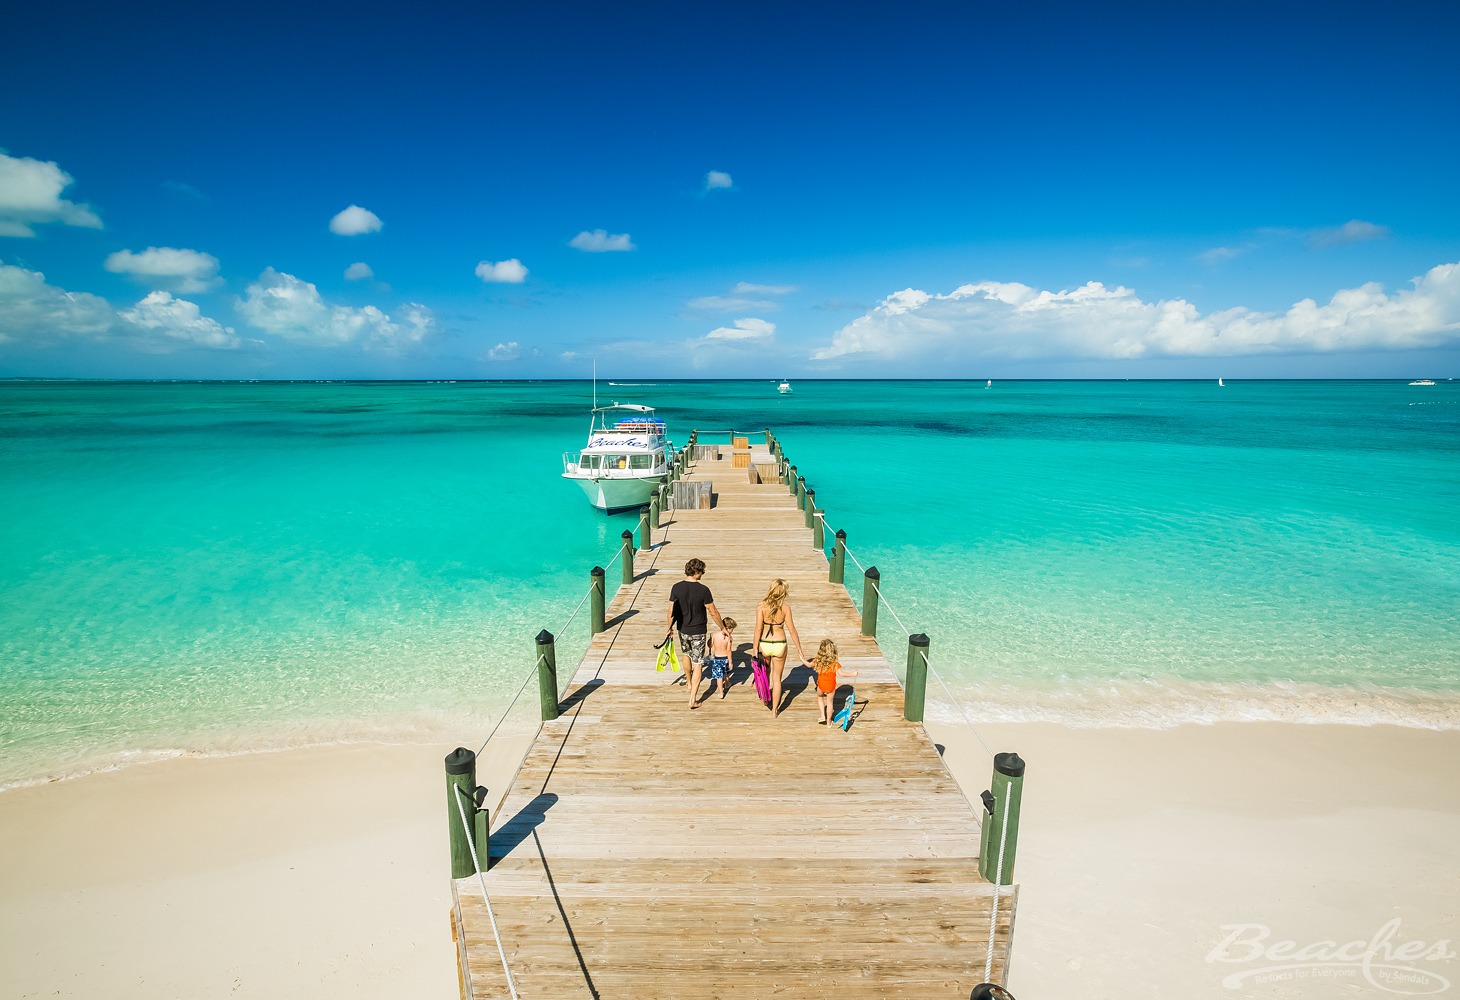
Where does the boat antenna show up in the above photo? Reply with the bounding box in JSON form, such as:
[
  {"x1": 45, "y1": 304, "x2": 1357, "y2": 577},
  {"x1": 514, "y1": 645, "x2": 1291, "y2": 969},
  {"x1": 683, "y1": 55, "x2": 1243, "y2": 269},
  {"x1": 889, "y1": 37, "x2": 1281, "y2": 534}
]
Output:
[{"x1": 592, "y1": 359, "x2": 597, "y2": 411}]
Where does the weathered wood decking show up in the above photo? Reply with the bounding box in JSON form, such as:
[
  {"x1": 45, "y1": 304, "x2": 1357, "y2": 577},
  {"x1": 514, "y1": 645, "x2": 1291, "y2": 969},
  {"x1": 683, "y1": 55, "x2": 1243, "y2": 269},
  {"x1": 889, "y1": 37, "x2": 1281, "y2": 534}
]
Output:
[{"x1": 453, "y1": 444, "x2": 1016, "y2": 998}]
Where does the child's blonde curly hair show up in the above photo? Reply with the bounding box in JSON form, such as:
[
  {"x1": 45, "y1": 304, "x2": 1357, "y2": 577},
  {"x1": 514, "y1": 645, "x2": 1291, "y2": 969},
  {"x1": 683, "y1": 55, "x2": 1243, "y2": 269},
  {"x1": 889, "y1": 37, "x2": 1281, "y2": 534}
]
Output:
[{"x1": 812, "y1": 639, "x2": 838, "y2": 673}]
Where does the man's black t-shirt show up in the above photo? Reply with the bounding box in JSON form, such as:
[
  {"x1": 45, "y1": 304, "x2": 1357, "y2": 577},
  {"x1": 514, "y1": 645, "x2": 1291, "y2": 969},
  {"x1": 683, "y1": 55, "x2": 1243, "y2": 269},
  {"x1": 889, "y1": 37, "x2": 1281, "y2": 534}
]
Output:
[{"x1": 669, "y1": 580, "x2": 714, "y2": 635}]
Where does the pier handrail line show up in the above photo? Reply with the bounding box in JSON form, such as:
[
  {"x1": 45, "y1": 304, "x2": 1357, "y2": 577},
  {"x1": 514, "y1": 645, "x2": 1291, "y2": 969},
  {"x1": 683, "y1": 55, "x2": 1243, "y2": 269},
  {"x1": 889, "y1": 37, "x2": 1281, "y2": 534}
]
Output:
[
  {"x1": 475, "y1": 653, "x2": 548, "y2": 758},
  {"x1": 554, "y1": 585, "x2": 595, "y2": 642},
  {"x1": 923, "y1": 647, "x2": 997, "y2": 760},
  {"x1": 822, "y1": 514, "x2": 998, "y2": 761},
  {"x1": 985, "y1": 783, "x2": 1012, "y2": 984},
  {"x1": 453, "y1": 783, "x2": 520, "y2": 1000}
]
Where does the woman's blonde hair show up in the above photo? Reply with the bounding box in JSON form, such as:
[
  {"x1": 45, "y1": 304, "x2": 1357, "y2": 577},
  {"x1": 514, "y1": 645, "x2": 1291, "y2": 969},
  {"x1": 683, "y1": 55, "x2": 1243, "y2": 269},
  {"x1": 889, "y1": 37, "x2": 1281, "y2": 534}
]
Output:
[
  {"x1": 812, "y1": 639, "x2": 838, "y2": 672},
  {"x1": 761, "y1": 578, "x2": 789, "y2": 618}
]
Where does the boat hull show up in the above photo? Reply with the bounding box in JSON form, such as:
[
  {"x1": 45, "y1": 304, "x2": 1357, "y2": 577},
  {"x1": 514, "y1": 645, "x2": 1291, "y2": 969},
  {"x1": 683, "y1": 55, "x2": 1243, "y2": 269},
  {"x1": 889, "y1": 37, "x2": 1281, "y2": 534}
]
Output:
[{"x1": 565, "y1": 473, "x2": 660, "y2": 513}]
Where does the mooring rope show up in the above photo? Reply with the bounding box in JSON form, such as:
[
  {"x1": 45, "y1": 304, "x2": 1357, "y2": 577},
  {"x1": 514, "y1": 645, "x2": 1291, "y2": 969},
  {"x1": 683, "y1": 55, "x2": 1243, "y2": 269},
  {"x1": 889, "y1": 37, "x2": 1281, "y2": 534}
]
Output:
[{"x1": 453, "y1": 784, "x2": 520, "y2": 1000}]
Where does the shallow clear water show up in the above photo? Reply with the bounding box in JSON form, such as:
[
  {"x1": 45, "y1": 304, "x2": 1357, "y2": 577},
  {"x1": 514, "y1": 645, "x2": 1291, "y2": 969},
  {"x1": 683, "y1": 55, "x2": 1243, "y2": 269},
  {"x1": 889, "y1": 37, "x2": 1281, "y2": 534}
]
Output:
[{"x1": 2, "y1": 379, "x2": 1457, "y2": 786}]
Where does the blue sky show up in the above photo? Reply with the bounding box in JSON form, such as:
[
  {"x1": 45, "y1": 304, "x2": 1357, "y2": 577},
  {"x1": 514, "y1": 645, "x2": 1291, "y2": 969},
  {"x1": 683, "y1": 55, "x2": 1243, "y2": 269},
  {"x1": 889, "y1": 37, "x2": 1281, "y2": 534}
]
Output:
[{"x1": 2, "y1": 0, "x2": 1458, "y2": 379}]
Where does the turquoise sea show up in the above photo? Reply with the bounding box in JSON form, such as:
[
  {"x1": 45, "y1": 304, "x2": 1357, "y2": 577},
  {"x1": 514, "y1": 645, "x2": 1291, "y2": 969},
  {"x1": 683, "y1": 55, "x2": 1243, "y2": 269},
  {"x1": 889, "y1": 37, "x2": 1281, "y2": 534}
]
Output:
[{"x1": 2, "y1": 379, "x2": 1458, "y2": 788}]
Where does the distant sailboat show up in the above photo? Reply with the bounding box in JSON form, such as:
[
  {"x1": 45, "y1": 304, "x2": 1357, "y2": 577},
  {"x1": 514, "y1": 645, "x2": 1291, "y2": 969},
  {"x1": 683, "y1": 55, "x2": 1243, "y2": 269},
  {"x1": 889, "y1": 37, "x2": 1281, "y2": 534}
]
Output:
[
  {"x1": 1218, "y1": 378, "x2": 1225, "y2": 387},
  {"x1": 986, "y1": 380, "x2": 992, "y2": 388}
]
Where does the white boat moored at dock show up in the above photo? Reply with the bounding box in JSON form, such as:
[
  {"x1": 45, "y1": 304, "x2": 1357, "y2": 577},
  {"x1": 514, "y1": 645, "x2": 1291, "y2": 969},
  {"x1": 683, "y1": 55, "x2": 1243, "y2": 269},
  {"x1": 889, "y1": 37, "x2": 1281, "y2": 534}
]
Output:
[{"x1": 562, "y1": 403, "x2": 672, "y2": 513}]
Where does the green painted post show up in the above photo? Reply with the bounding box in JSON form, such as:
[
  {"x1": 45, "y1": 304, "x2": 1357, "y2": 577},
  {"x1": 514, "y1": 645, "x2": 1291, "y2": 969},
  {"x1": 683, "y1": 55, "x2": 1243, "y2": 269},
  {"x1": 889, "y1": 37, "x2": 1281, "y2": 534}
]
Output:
[
  {"x1": 620, "y1": 529, "x2": 634, "y2": 586},
  {"x1": 471, "y1": 785, "x2": 490, "y2": 872},
  {"x1": 535, "y1": 629, "x2": 560, "y2": 721},
  {"x1": 978, "y1": 753, "x2": 1027, "y2": 886},
  {"x1": 796, "y1": 476, "x2": 807, "y2": 510},
  {"x1": 812, "y1": 507, "x2": 824, "y2": 550},
  {"x1": 904, "y1": 633, "x2": 929, "y2": 722},
  {"x1": 830, "y1": 529, "x2": 847, "y2": 584},
  {"x1": 804, "y1": 488, "x2": 816, "y2": 528},
  {"x1": 787, "y1": 465, "x2": 798, "y2": 496},
  {"x1": 861, "y1": 566, "x2": 880, "y2": 636},
  {"x1": 649, "y1": 491, "x2": 660, "y2": 532},
  {"x1": 444, "y1": 747, "x2": 477, "y2": 879},
  {"x1": 589, "y1": 565, "x2": 605, "y2": 634},
  {"x1": 638, "y1": 505, "x2": 651, "y2": 552}
]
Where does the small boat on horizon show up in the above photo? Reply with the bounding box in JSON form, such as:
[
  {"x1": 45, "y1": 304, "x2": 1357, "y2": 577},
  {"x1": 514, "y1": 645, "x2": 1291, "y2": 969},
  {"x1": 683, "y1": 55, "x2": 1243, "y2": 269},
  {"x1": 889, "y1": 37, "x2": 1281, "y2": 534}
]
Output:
[
  {"x1": 561, "y1": 402, "x2": 673, "y2": 513},
  {"x1": 777, "y1": 380, "x2": 792, "y2": 394},
  {"x1": 1218, "y1": 377, "x2": 1225, "y2": 387},
  {"x1": 1409, "y1": 379, "x2": 1436, "y2": 386}
]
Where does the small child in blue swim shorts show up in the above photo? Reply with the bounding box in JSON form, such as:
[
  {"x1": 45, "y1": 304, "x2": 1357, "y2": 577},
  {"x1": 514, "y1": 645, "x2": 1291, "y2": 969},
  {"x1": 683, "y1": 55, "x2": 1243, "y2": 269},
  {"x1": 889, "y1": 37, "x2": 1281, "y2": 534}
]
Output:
[{"x1": 708, "y1": 617, "x2": 736, "y2": 700}]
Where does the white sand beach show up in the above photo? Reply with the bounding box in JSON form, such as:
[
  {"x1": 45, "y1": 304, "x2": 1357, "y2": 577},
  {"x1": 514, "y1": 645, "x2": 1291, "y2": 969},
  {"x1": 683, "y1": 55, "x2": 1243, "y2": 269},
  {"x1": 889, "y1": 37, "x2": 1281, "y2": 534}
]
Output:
[{"x1": 2, "y1": 722, "x2": 1457, "y2": 999}]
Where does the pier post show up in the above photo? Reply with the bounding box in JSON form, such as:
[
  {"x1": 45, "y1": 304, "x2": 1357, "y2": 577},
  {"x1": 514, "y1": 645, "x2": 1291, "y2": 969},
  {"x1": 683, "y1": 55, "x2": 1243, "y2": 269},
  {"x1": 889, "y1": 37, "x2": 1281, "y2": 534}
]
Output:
[
  {"x1": 787, "y1": 465, "x2": 797, "y2": 497},
  {"x1": 649, "y1": 491, "x2": 660, "y2": 532},
  {"x1": 796, "y1": 476, "x2": 807, "y2": 510},
  {"x1": 590, "y1": 566, "x2": 605, "y2": 634},
  {"x1": 904, "y1": 633, "x2": 929, "y2": 722},
  {"x1": 804, "y1": 488, "x2": 816, "y2": 528},
  {"x1": 621, "y1": 529, "x2": 635, "y2": 586},
  {"x1": 830, "y1": 529, "x2": 847, "y2": 583},
  {"x1": 979, "y1": 752, "x2": 1026, "y2": 886},
  {"x1": 861, "y1": 566, "x2": 880, "y2": 636},
  {"x1": 812, "y1": 508, "x2": 824, "y2": 550},
  {"x1": 472, "y1": 785, "x2": 490, "y2": 872},
  {"x1": 535, "y1": 629, "x2": 560, "y2": 721},
  {"x1": 638, "y1": 505, "x2": 652, "y2": 552},
  {"x1": 444, "y1": 747, "x2": 477, "y2": 879}
]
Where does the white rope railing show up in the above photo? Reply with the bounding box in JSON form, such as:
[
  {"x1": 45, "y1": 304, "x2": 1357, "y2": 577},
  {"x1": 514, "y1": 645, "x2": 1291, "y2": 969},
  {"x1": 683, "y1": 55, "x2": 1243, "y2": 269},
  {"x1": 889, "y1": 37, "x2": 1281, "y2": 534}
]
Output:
[
  {"x1": 923, "y1": 648, "x2": 996, "y2": 760},
  {"x1": 984, "y1": 788, "x2": 1011, "y2": 984},
  {"x1": 554, "y1": 585, "x2": 594, "y2": 641},
  {"x1": 822, "y1": 516, "x2": 997, "y2": 761},
  {"x1": 476, "y1": 652, "x2": 547, "y2": 758},
  {"x1": 453, "y1": 784, "x2": 520, "y2": 1000}
]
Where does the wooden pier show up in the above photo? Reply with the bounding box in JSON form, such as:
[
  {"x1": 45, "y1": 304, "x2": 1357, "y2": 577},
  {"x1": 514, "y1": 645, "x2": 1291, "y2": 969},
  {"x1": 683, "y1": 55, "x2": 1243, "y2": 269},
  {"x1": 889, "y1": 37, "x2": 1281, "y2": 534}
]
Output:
[{"x1": 451, "y1": 439, "x2": 1017, "y2": 998}]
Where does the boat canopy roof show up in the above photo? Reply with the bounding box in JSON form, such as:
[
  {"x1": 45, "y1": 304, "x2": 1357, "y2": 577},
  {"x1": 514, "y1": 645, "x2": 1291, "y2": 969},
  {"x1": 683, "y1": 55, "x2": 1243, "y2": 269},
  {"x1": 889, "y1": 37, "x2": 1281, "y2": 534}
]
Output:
[{"x1": 594, "y1": 402, "x2": 654, "y2": 413}]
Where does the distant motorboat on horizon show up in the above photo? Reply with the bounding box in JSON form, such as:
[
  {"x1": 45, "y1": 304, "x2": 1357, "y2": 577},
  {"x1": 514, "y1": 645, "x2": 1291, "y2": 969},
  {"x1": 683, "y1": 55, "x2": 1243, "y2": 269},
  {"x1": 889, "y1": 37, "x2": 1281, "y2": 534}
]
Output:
[
  {"x1": 1409, "y1": 379, "x2": 1436, "y2": 386},
  {"x1": 777, "y1": 380, "x2": 792, "y2": 394}
]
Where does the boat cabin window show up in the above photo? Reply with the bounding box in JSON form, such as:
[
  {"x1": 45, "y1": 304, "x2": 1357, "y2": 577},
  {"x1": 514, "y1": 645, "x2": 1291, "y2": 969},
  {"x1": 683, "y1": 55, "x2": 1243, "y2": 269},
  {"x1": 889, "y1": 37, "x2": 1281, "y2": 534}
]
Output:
[
  {"x1": 604, "y1": 454, "x2": 627, "y2": 470},
  {"x1": 581, "y1": 454, "x2": 601, "y2": 470},
  {"x1": 629, "y1": 454, "x2": 652, "y2": 470}
]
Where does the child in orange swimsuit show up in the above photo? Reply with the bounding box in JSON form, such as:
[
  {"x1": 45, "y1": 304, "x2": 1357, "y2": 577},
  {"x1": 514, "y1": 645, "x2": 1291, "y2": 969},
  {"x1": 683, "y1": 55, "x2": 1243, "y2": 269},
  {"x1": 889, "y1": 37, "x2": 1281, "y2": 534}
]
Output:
[{"x1": 810, "y1": 639, "x2": 858, "y2": 726}]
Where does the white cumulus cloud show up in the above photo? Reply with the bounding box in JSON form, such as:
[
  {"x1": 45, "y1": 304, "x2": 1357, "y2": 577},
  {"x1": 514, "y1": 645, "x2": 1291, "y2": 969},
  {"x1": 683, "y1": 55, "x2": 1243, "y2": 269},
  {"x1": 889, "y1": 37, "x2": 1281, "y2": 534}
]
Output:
[
  {"x1": 0, "y1": 260, "x2": 113, "y2": 343},
  {"x1": 118, "y1": 291, "x2": 240, "y2": 351},
  {"x1": 0, "y1": 152, "x2": 103, "y2": 237},
  {"x1": 238, "y1": 268, "x2": 433, "y2": 350},
  {"x1": 705, "y1": 170, "x2": 733, "y2": 191},
  {"x1": 344, "y1": 262, "x2": 374, "y2": 281},
  {"x1": 329, "y1": 204, "x2": 383, "y2": 236},
  {"x1": 569, "y1": 229, "x2": 635, "y2": 252},
  {"x1": 1309, "y1": 219, "x2": 1390, "y2": 249},
  {"x1": 812, "y1": 265, "x2": 1460, "y2": 364},
  {"x1": 487, "y1": 341, "x2": 522, "y2": 361},
  {"x1": 104, "y1": 246, "x2": 222, "y2": 293},
  {"x1": 0, "y1": 260, "x2": 238, "y2": 353},
  {"x1": 706, "y1": 317, "x2": 776, "y2": 341},
  {"x1": 476, "y1": 258, "x2": 528, "y2": 283}
]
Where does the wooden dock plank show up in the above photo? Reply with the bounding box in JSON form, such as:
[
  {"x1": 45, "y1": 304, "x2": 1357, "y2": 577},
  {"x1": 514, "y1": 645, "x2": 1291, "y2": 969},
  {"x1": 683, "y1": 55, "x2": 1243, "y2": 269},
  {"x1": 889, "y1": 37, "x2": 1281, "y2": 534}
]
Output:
[{"x1": 453, "y1": 444, "x2": 1016, "y2": 998}]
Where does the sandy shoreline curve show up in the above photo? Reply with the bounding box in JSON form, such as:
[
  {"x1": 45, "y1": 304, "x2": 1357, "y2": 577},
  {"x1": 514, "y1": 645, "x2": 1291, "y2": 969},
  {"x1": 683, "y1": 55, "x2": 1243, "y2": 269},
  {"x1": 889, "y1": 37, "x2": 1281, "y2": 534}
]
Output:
[{"x1": 2, "y1": 721, "x2": 1456, "y2": 999}]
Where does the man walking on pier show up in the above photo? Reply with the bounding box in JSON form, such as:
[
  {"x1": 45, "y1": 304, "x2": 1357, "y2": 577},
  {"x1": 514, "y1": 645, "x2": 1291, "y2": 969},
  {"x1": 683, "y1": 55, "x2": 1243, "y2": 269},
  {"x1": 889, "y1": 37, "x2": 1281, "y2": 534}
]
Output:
[{"x1": 668, "y1": 557, "x2": 725, "y2": 709}]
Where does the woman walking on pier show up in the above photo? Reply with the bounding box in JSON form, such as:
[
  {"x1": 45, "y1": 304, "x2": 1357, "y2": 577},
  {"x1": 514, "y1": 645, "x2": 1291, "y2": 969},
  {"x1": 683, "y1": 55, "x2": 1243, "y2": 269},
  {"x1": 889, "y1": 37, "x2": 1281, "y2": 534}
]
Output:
[{"x1": 753, "y1": 578, "x2": 806, "y2": 718}]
